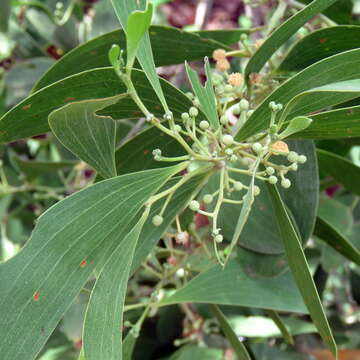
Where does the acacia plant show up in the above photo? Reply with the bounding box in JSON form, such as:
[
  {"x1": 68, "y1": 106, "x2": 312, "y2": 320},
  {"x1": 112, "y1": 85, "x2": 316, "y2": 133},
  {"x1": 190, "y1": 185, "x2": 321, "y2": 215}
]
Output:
[{"x1": 1, "y1": 0, "x2": 360, "y2": 359}]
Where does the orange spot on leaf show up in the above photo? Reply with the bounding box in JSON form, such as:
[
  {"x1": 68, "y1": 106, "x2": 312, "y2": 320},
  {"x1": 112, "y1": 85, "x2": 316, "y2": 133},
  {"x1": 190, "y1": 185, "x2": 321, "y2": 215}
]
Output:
[
  {"x1": 143, "y1": 149, "x2": 149, "y2": 155},
  {"x1": 64, "y1": 97, "x2": 76, "y2": 102},
  {"x1": 33, "y1": 291, "x2": 40, "y2": 301},
  {"x1": 80, "y1": 259, "x2": 87, "y2": 268},
  {"x1": 22, "y1": 104, "x2": 32, "y2": 110},
  {"x1": 319, "y1": 38, "x2": 327, "y2": 44}
]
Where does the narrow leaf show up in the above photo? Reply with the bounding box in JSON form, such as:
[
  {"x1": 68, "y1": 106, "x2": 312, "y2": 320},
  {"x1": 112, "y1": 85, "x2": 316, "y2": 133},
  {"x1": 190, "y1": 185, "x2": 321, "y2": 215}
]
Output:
[
  {"x1": 160, "y1": 260, "x2": 308, "y2": 314},
  {"x1": 110, "y1": 0, "x2": 169, "y2": 112},
  {"x1": 279, "y1": 116, "x2": 312, "y2": 139},
  {"x1": 33, "y1": 26, "x2": 231, "y2": 92},
  {"x1": 210, "y1": 305, "x2": 251, "y2": 360},
  {"x1": 245, "y1": 0, "x2": 337, "y2": 78},
  {"x1": 279, "y1": 25, "x2": 360, "y2": 72},
  {"x1": 185, "y1": 59, "x2": 219, "y2": 129},
  {"x1": 0, "y1": 165, "x2": 183, "y2": 360},
  {"x1": 267, "y1": 184, "x2": 337, "y2": 358},
  {"x1": 266, "y1": 310, "x2": 294, "y2": 345},
  {"x1": 237, "y1": 49, "x2": 360, "y2": 141},
  {"x1": 49, "y1": 95, "x2": 125, "y2": 179},
  {"x1": 83, "y1": 209, "x2": 148, "y2": 360},
  {"x1": 226, "y1": 159, "x2": 260, "y2": 264},
  {"x1": 291, "y1": 105, "x2": 360, "y2": 140},
  {"x1": 315, "y1": 216, "x2": 360, "y2": 266},
  {"x1": 317, "y1": 149, "x2": 360, "y2": 196},
  {"x1": 126, "y1": 3, "x2": 153, "y2": 69},
  {"x1": 0, "y1": 68, "x2": 194, "y2": 144}
]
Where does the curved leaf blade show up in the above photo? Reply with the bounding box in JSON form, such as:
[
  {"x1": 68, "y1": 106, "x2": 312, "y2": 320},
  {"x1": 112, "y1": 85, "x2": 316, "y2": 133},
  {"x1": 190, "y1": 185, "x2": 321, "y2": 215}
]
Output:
[
  {"x1": 267, "y1": 184, "x2": 337, "y2": 358},
  {"x1": 279, "y1": 26, "x2": 360, "y2": 72},
  {"x1": 292, "y1": 105, "x2": 360, "y2": 139},
  {"x1": 244, "y1": 0, "x2": 337, "y2": 79},
  {"x1": 0, "y1": 165, "x2": 182, "y2": 360},
  {"x1": 33, "y1": 26, "x2": 231, "y2": 92},
  {"x1": 210, "y1": 305, "x2": 251, "y2": 360},
  {"x1": 160, "y1": 260, "x2": 308, "y2": 314},
  {"x1": 83, "y1": 210, "x2": 148, "y2": 360},
  {"x1": 0, "y1": 68, "x2": 194, "y2": 144},
  {"x1": 317, "y1": 149, "x2": 360, "y2": 196},
  {"x1": 49, "y1": 96, "x2": 125, "y2": 178},
  {"x1": 238, "y1": 49, "x2": 360, "y2": 141}
]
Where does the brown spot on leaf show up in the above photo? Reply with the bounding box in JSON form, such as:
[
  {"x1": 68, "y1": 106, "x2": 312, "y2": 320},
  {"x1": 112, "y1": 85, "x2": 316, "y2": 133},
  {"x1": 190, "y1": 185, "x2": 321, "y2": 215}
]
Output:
[
  {"x1": 319, "y1": 38, "x2": 328, "y2": 44},
  {"x1": 22, "y1": 104, "x2": 32, "y2": 110},
  {"x1": 64, "y1": 97, "x2": 76, "y2": 102},
  {"x1": 33, "y1": 291, "x2": 40, "y2": 301},
  {"x1": 143, "y1": 149, "x2": 150, "y2": 155},
  {"x1": 80, "y1": 259, "x2": 87, "y2": 268}
]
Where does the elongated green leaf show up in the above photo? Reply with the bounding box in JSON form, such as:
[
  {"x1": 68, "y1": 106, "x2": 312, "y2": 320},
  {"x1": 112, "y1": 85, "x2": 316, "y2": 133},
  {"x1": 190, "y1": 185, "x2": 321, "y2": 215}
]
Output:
[
  {"x1": 0, "y1": 0, "x2": 11, "y2": 32},
  {"x1": 126, "y1": 3, "x2": 153, "y2": 69},
  {"x1": 237, "y1": 49, "x2": 360, "y2": 141},
  {"x1": 110, "y1": 0, "x2": 169, "y2": 113},
  {"x1": 210, "y1": 305, "x2": 251, "y2": 360},
  {"x1": 13, "y1": 158, "x2": 78, "y2": 181},
  {"x1": 279, "y1": 80, "x2": 360, "y2": 124},
  {"x1": 226, "y1": 159, "x2": 259, "y2": 263},
  {"x1": 267, "y1": 184, "x2": 337, "y2": 358},
  {"x1": 166, "y1": 345, "x2": 223, "y2": 360},
  {"x1": 83, "y1": 210, "x2": 148, "y2": 360},
  {"x1": 279, "y1": 26, "x2": 360, "y2": 72},
  {"x1": 317, "y1": 149, "x2": 360, "y2": 196},
  {"x1": 244, "y1": 0, "x2": 338, "y2": 79},
  {"x1": 0, "y1": 165, "x2": 183, "y2": 360},
  {"x1": 266, "y1": 310, "x2": 294, "y2": 345},
  {"x1": 33, "y1": 26, "x2": 231, "y2": 92},
  {"x1": 185, "y1": 60, "x2": 219, "y2": 129},
  {"x1": 315, "y1": 216, "x2": 360, "y2": 266},
  {"x1": 195, "y1": 28, "x2": 252, "y2": 45},
  {"x1": 292, "y1": 105, "x2": 360, "y2": 139},
  {"x1": 160, "y1": 260, "x2": 308, "y2": 314},
  {"x1": 122, "y1": 332, "x2": 137, "y2": 360},
  {"x1": 279, "y1": 116, "x2": 312, "y2": 139},
  {"x1": 49, "y1": 96, "x2": 124, "y2": 179},
  {"x1": 0, "y1": 68, "x2": 194, "y2": 144}
]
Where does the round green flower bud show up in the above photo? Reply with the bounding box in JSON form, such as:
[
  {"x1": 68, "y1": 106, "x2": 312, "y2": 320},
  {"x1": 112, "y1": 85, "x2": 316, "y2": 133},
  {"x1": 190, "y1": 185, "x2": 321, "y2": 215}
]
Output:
[
  {"x1": 146, "y1": 113, "x2": 154, "y2": 122},
  {"x1": 290, "y1": 163, "x2": 298, "y2": 171},
  {"x1": 239, "y1": 99, "x2": 249, "y2": 111},
  {"x1": 199, "y1": 120, "x2": 210, "y2": 130},
  {"x1": 266, "y1": 166, "x2": 275, "y2": 175},
  {"x1": 298, "y1": 155, "x2": 307, "y2": 164},
  {"x1": 252, "y1": 142, "x2": 263, "y2": 153},
  {"x1": 234, "y1": 181, "x2": 243, "y2": 191},
  {"x1": 254, "y1": 186, "x2": 261, "y2": 196},
  {"x1": 269, "y1": 101, "x2": 277, "y2": 111},
  {"x1": 193, "y1": 98, "x2": 200, "y2": 107},
  {"x1": 214, "y1": 234, "x2": 223, "y2": 243},
  {"x1": 222, "y1": 134, "x2": 234, "y2": 146},
  {"x1": 189, "y1": 107, "x2": 199, "y2": 117},
  {"x1": 287, "y1": 151, "x2": 298, "y2": 163},
  {"x1": 203, "y1": 194, "x2": 213, "y2": 204},
  {"x1": 220, "y1": 115, "x2": 229, "y2": 125},
  {"x1": 152, "y1": 215, "x2": 163, "y2": 226},
  {"x1": 181, "y1": 112, "x2": 190, "y2": 122},
  {"x1": 215, "y1": 85, "x2": 225, "y2": 95},
  {"x1": 174, "y1": 125, "x2": 182, "y2": 132},
  {"x1": 268, "y1": 176, "x2": 278, "y2": 184},
  {"x1": 185, "y1": 92, "x2": 194, "y2": 99},
  {"x1": 189, "y1": 200, "x2": 200, "y2": 211},
  {"x1": 230, "y1": 155, "x2": 238, "y2": 162},
  {"x1": 240, "y1": 33, "x2": 248, "y2": 41},
  {"x1": 281, "y1": 178, "x2": 291, "y2": 189},
  {"x1": 247, "y1": 110, "x2": 254, "y2": 118},
  {"x1": 232, "y1": 105, "x2": 241, "y2": 115}
]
